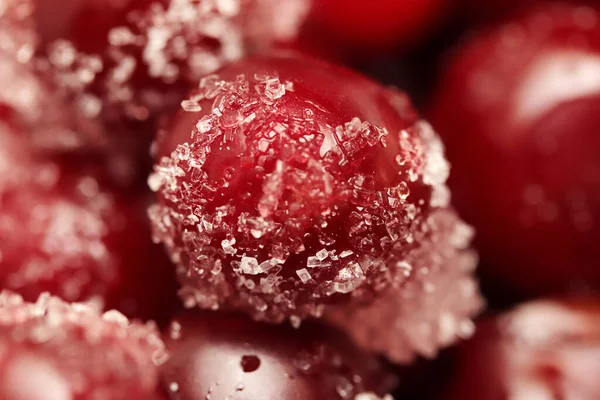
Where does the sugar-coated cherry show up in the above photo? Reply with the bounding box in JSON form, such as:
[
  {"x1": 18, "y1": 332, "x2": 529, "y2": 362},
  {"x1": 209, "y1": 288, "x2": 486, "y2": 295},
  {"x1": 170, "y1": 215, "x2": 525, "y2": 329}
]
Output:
[
  {"x1": 0, "y1": 291, "x2": 167, "y2": 400},
  {"x1": 0, "y1": 123, "x2": 178, "y2": 322},
  {"x1": 307, "y1": 0, "x2": 447, "y2": 50},
  {"x1": 150, "y1": 52, "x2": 483, "y2": 362},
  {"x1": 442, "y1": 298, "x2": 600, "y2": 400},
  {"x1": 429, "y1": 2, "x2": 600, "y2": 296},
  {"x1": 28, "y1": 0, "x2": 310, "y2": 155},
  {"x1": 161, "y1": 310, "x2": 395, "y2": 400}
]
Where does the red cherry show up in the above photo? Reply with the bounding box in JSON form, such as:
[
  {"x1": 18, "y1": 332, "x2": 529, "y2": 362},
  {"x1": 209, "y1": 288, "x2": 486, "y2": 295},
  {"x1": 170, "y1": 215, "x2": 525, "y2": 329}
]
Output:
[
  {"x1": 150, "y1": 53, "x2": 483, "y2": 362},
  {"x1": 161, "y1": 311, "x2": 395, "y2": 400},
  {"x1": 443, "y1": 298, "x2": 600, "y2": 400},
  {"x1": 429, "y1": 2, "x2": 600, "y2": 296},
  {"x1": 307, "y1": 0, "x2": 447, "y2": 50},
  {"x1": 0, "y1": 123, "x2": 178, "y2": 322},
  {"x1": 27, "y1": 0, "x2": 310, "y2": 155},
  {"x1": 0, "y1": 291, "x2": 167, "y2": 400}
]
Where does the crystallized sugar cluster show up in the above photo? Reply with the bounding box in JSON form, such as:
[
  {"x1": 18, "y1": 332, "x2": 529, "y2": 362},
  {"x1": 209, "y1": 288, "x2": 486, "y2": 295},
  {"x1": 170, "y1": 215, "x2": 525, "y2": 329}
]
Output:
[
  {"x1": 325, "y1": 209, "x2": 484, "y2": 363},
  {"x1": 0, "y1": 169, "x2": 121, "y2": 303},
  {"x1": 149, "y1": 54, "x2": 483, "y2": 357},
  {"x1": 0, "y1": 123, "x2": 146, "y2": 307},
  {"x1": 0, "y1": 291, "x2": 166, "y2": 399},
  {"x1": 34, "y1": 0, "x2": 310, "y2": 150}
]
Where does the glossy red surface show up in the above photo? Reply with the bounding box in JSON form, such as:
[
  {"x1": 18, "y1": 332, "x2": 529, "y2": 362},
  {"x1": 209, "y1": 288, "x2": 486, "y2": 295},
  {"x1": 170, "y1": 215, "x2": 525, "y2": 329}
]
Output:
[
  {"x1": 443, "y1": 298, "x2": 600, "y2": 400},
  {"x1": 430, "y1": 2, "x2": 600, "y2": 296},
  {"x1": 161, "y1": 311, "x2": 395, "y2": 400},
  {"x1": 309, "y1": 0, "x2": 447, "y2": 49},
  {"x1": 0, "y1": 291, "x2": 167, "y2": 400}
]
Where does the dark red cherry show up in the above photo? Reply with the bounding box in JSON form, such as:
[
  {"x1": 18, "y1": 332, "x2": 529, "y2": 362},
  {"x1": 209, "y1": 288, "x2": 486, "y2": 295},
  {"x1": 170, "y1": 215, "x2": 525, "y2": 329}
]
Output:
[
  {"x1": 308, "y1": 0, "x2": 447, "y2": 50},
  {"x1": 0, "y1": 291, "x2": 167, "y2": 400},
  {"x1": 29, "y1": 0, "x2": 310, "y2": 152},
  {"x1": 150, "y1": 52, "x2": 483, "y2": 362},
  {"x1": 161, "y1": 311, "x2": 395, "y2": 400},
  {"x1": 429, "y1": 2, "x2": 600, "y2": 296},
  {"x1": 443, "y1": 298, "x2": 600, "y2": 400},
  {"x1": 0, "y1": 124, "x2": 178, "y2": 322}
]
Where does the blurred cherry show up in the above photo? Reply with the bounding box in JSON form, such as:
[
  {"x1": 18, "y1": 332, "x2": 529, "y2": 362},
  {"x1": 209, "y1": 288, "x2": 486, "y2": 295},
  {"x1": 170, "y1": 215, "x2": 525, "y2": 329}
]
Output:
[
  {"x1": 0, "y1": 291, "x2": 167, "y2": 400},
  {"x1": 0, "y1": 119, "x2": 178, "y2": 323},
  {"x1": 442, "y1": 298, "x2": 600, "y2": 400},
  {"x1": 430, "y1": 2, "x2": 600, "y2": 297},
  {"x1": 307, "y1": 0, "x2": 448, "y2": 50}
]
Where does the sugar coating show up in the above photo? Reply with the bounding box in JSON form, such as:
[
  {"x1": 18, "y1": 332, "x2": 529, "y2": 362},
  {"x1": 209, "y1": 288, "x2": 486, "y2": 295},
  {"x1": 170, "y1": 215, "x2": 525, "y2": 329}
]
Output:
[
  {"x1": 0, "y1": 171, "x2": 120, "y2": 303},
  {"x1": 325, "y1": 209, "x2": 484, "y2": 363},
  {"x1": 0, "y1": 291, "x2": 166, "y2": 399},
  {"x1": 0, "y1": 126, "x2": 143, "y2": 307},
  {"x1": 0, "y1": 0, "x2": 36, "y2": 60},
  {"x1": 32, "y1": 0, "x2": 309, "y2": 153},
  {"x1": 149, "y1": 55, "x2": 483, "y2": 348}
]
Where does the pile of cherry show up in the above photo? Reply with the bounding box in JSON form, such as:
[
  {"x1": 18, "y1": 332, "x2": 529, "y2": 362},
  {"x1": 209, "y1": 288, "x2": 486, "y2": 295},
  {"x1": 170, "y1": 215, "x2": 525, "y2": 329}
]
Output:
[{"x1": 0, "y1": 0, "x2": 598, "y2": 399}]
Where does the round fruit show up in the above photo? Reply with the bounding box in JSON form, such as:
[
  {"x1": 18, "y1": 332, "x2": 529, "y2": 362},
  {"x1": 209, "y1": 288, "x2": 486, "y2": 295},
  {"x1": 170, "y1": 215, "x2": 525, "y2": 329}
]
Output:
[
  {"x1": 308, "y1": 0, "x2": 447, "y2": 50},
  {"x1": 0, "y1": 291, "x2": 167, "y2": 399},
  {"x1": 161, "y1": 310, "x2": 395, "y2": 400},
  {"x1": 430, "y1": 2, "x2": 600, "y2": 296},
  {"x1": 150, "y1": 53, "x2": 483, "y2": 362},
  {"x1": 443, "y1": 298, "x2": 600, "y2": 400}
]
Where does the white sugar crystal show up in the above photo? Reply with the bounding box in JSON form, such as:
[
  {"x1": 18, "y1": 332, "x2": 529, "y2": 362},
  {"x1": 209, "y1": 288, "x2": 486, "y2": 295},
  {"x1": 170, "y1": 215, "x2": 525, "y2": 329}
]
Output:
[
  {"x1": 296, "y1": 268, "x2": 312, "y2": 284},
  {"x1": 315, "y1": 249, "x2": 328, "y2": 261},
  {"x1": 240, "y1": 257, "x2": 261, "y2": 275},
  {"x1": 196, "y1": 115, "x2": 214, "y2": 133},
  {"x1": 181, "y1": 99, "x2": 202, "y2": 112},
  {"x1": 221, "y1": 237, "x2": 237, "y2": 255},
  {"x1": 340, "y1": 250, "x2": 353, "y2": 258},
  {"x1": 306, "y1": 256, "x2": 321, "y2": 268}
]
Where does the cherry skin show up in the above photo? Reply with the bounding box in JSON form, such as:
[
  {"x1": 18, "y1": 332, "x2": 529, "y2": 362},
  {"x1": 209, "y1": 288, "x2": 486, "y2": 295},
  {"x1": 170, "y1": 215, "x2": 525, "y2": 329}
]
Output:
[
  {"x1": 442, "y1": 298, "x2": 600, "y2": 400},
  {"x1": 307, "y1": 0, "x2": 447, "y2": 50},
  {"x1": 429, "y1": 2, "x2": 600, "y2": 296},
  {"x1": 461, "y1": 0, "x2": 536, "y2": 20},
  {"x1": 151, "y1": 52, "x2": 483, "y2": 362},
  {"x1": 0, "y1": 291, "x2": 167, "y2": 400},
  {"x1": 161, "y1": 311, "x2": 395, "y2": 400}
]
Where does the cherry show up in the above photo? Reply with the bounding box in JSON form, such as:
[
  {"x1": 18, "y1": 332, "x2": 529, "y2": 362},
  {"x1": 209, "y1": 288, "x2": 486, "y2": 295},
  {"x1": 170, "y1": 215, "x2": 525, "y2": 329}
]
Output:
[
  {"x1": 0, "y1": 122, "x2": 178, "y2": 323},
  {"x1": 161, "y1": 310, "x2": 395, "y2": 400},
  {"x1": 429, "y1": 2, "x2": 600, "y2": 296},
  {"x1": 306, "y1": 0, "x2": 447, "y2": 50},
  {"x1": 150, "y1": 52, "x2": 483, "y2": 362},
  {"x1": 442, "y1": 298, "x2": 600, "y2": 400},
  {"x1": 0, "y1": 291, "x2": 167, "y2": 400},
  {"x1": 27, "y1": 0, "x2": 310, "y2": 156}
]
